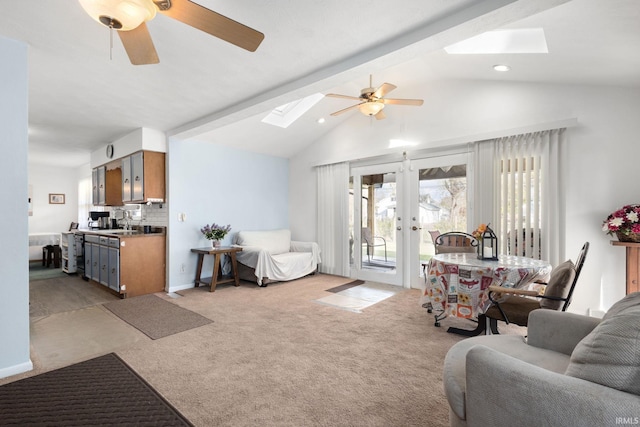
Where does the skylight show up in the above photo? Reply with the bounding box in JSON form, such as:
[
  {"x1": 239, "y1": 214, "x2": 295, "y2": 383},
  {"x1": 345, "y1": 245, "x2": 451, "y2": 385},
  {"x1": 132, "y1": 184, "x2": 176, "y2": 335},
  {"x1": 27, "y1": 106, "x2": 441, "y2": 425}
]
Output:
[
  {"x1": 444, "y1": 28, "x2": 548, "y2": 54},
  {"x1": 261, "y1": 93, "x2": 325, "y2": 128}
]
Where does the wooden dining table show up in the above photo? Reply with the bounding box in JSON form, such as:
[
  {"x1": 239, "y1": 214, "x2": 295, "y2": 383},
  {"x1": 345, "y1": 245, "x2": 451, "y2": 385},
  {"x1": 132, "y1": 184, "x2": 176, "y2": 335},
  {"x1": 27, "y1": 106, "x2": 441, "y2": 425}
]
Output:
[{"x1": 421, "y1": 252, "x2": 551, "y2": 336}]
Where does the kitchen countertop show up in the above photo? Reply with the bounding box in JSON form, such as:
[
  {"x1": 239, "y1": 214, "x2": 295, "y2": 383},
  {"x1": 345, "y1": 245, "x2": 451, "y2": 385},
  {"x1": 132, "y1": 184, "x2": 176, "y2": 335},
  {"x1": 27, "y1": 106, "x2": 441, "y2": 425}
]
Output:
[{"x1": 78, "y1": 227, "x2": 166, "y2": 238}]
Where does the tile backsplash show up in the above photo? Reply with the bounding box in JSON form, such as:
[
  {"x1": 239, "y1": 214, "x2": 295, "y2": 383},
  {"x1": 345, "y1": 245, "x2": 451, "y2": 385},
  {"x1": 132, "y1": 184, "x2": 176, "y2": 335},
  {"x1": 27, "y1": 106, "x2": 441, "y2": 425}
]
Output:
[
  {"x1": 103, "y1": 203, "x2": 168, "y2": 228},
  {"x1": 141, "y1": 203, "x2": 168, "y2": 226}
]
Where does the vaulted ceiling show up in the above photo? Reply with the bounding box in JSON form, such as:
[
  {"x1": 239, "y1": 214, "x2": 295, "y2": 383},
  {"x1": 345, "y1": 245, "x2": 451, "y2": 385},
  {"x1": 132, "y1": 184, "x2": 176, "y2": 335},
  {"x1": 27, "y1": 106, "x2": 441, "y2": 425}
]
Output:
[{"x1": 2, "y1": 0, "x2": 639, "y2": 166}]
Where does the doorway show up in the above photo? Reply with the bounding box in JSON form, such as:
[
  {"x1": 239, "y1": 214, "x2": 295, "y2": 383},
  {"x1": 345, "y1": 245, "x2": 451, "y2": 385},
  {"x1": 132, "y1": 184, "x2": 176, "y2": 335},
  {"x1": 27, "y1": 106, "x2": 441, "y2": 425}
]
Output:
[
  {"x1": 349, "y1": 154, "x2": 470, "y2": 288},
  {"x1": 350, "y1": 163, "x2": 403, "y2": 286}
]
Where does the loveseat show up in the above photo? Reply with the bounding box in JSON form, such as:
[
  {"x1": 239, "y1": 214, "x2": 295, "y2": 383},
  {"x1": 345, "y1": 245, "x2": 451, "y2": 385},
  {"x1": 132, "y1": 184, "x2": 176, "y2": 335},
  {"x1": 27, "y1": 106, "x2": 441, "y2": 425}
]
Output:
[
  {"x1": 443, "y1": 292, "x2": 640, "y2": 427},
  {"x1": 233, "y1": 229, "x2": 321, "y2": 286}
]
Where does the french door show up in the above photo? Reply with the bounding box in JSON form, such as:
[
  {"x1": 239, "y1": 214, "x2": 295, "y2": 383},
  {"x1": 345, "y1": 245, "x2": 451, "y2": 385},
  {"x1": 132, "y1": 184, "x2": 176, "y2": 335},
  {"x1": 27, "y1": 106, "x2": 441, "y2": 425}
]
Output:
[
  {"x1": 350, "y1": 163, "x2": 404, "y2": 286},
  {"x1": 350, "y1": 154, "x2": 470, "y2": 289},
  {"x1": 408, "y1": 154, "x2": 470, "y2": 288}
]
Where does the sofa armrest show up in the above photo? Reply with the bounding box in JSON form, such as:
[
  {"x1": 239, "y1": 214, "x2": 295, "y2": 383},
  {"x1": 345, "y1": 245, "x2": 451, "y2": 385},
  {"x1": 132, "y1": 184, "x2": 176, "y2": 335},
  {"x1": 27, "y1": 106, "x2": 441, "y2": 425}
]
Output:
[
  {"x1": 290, "y1": 241, "x2": 321, "y2": 264},
  {"x1": 233, "y1": 245, "x2": 264, "y2": 268},
  {"x1": 465, "y1": 345, "x2": 640, "y2": 427},
  {"x1": 527, "y1": 309, "x2": 601, "y2": 355}
]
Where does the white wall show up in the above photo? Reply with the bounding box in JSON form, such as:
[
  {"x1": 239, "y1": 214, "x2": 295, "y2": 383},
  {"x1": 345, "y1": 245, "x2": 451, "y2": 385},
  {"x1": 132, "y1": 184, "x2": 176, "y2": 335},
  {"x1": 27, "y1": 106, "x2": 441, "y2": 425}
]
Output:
[
  {"x1": 27, "y1": 164, "x2": 81, "y2": 259},
  {"x1": 289, "y1": 79, "x2": 640, "y2": 316},
  {"x1": 167, "y1": 139, "x2": 289, "y2": 292},
  {"x1": 0, "y1": 36, "x2": 32, "y2": 378}
]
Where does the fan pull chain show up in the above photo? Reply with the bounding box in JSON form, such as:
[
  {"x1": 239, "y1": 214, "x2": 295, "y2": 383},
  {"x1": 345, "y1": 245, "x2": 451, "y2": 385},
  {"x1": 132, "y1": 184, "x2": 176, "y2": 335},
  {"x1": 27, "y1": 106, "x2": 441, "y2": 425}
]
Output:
[{"x1": 109, "y1": 25, "x2": 113, "y2": 61}]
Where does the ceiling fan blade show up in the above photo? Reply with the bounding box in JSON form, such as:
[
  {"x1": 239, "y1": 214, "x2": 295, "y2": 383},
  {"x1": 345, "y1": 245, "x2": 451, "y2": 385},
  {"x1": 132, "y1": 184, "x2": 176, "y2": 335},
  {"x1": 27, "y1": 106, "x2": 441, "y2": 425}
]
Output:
[
  {"x1": 160, "y1": 0, "x2": 264, "y2": 52},
  {"x1": 381, "y1": 98, "x2": 424, "y2": 106},
  {"x1": 118, "y1": 23, "x2": 159, "y2": 65},
  {"x1": 326, "y1": 93, "x2": 362, "y2": 101},
  {"x1": 374, "y1": 110, "x2": 386, "y2": 120},
  {"x1": 373, "y1": 83, "x2": 396, "y2": 99},
  {"x1": 330, "y1": 103, "x2": 363, "y2": 116}
]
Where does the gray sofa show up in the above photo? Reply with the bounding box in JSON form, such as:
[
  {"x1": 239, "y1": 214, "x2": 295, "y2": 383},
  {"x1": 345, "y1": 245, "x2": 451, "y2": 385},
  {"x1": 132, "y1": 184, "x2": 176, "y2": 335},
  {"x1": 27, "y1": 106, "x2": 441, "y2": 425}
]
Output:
[{"x1": 444, "y1": 292, "x2": 640, "y2": 427}]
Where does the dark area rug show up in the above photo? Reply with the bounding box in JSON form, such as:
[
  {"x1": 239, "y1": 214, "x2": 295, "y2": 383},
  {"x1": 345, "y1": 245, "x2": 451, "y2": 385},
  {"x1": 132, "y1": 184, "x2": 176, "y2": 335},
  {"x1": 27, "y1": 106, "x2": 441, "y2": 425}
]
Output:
[
  {"x1": 326, "y1": 279, "x2": 365, "y2": 293},
  {"x1": 103, "y1": 294, "x2": 212, "y2": 340},
  {"x1": 0, "y1": 353, "x2": 192, "y2": 426}
]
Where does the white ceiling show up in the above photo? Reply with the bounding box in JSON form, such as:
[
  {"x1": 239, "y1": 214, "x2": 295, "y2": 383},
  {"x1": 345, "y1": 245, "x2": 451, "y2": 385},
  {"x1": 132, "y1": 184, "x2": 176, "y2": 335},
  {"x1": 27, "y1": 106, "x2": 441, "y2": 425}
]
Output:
[{"x1": 1, "y1": 0, "x2": 639, "y2": 166}]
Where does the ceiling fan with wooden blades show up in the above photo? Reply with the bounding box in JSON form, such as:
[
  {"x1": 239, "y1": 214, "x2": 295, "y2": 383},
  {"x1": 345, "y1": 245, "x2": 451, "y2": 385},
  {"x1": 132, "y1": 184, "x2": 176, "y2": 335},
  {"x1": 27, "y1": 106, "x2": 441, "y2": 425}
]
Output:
[
  {"x1": 78, "y1": 0, "x2": 264, "y2": 65},
  {"x1": 326, "y1": 75, "x2": 424, "y2": 120}
]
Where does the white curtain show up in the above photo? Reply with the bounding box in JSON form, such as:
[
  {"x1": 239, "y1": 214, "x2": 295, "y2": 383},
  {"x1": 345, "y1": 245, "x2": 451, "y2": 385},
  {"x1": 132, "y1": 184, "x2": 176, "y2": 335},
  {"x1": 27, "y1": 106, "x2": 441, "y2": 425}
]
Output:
[
  {"x1": 316, "y1": 162, "x2": 350, "y2": 276},
  {"x1": 474, "y1": 128, "x2": 565, "y2": 267}
]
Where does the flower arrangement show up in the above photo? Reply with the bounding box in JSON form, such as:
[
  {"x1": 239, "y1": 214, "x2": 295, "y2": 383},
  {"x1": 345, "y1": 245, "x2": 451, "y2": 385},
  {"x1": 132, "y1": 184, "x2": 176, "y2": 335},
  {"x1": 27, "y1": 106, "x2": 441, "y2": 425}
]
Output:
[
  {"x1": 602, "y1": 205, "x2": 640, "y2": 237},
  {"x1": 200, "y1": 223, "x2": 232, "y2": 241},
  {"x1": 472, "y1": 223, "x2": 488, "y2": 240}
]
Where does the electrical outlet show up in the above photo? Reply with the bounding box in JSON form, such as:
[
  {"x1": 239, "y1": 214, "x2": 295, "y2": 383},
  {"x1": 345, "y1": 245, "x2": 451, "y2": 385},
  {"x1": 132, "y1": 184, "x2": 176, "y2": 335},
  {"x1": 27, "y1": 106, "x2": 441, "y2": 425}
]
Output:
[{"x1": 180, "y1": 263, "x2": 186, "y2": 273}]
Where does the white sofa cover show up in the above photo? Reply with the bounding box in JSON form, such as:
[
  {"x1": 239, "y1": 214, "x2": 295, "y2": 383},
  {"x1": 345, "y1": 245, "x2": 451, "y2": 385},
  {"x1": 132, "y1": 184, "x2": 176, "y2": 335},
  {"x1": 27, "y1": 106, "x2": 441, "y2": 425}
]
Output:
[{"x1": 233, "y1": 229, "x2": 321, "y2": 286}]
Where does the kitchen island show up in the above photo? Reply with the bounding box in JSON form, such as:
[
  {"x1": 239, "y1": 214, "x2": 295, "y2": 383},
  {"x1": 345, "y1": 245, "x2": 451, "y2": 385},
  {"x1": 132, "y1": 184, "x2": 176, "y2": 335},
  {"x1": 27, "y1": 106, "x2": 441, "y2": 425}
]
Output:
[{"x1": 79, "y1": 227, "x2": 166, "y2": 298}]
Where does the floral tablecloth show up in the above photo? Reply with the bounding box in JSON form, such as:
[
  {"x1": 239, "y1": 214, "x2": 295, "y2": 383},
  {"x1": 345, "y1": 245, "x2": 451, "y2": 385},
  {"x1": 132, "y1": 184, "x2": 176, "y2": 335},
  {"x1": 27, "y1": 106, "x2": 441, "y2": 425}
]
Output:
[{"x1": 420, "y1": 253, "x2": 551, "y2": 319}]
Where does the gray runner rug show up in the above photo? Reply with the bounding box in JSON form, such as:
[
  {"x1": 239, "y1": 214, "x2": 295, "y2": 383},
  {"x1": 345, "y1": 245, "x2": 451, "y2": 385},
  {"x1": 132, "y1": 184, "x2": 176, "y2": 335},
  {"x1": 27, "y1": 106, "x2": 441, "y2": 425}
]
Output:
[{"x1": 103, "y1": 294, "x2": 212, "y2": 340}]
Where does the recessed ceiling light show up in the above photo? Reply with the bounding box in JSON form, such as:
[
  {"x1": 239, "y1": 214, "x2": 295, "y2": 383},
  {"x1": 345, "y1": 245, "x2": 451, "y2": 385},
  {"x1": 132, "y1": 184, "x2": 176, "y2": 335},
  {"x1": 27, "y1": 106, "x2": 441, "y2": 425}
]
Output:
[
  {"x1": 317, "y1": 117, "x2": 326, "y2": 124},
  {"x1": 493, "y1": 64, "x2": 511, "y2": 72},
  {"x1": 444, "y1": 28, "x2": 548, "y2": 54}
]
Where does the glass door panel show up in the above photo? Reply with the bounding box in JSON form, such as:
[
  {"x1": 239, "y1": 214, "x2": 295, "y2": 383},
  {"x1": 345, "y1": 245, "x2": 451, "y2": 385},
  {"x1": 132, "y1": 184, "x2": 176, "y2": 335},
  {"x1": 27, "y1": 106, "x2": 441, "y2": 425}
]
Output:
[
  {"x1": 409, "y1": 155, "x2": 469, "y2": 288},
  {"x1": 351, "y1": 163, "x2": 403, "y2": 286}
]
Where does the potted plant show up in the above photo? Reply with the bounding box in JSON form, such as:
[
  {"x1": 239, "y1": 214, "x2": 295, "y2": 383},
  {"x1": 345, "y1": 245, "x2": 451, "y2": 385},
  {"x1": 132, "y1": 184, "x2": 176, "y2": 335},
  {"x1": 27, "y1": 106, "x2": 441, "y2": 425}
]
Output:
[
  {"x1": 201, "y1": 223, "x2": 232, "y2": 248},
  {"x1": 602, "y1": 204, "x2": 640, "y2": 242}
]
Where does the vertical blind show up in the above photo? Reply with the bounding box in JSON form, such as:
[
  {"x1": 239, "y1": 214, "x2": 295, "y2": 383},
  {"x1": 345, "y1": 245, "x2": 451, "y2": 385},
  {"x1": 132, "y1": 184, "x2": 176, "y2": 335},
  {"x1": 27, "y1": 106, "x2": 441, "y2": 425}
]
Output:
[{"x1": 478, "y1": 128, "x2": 564, "y2": 266}]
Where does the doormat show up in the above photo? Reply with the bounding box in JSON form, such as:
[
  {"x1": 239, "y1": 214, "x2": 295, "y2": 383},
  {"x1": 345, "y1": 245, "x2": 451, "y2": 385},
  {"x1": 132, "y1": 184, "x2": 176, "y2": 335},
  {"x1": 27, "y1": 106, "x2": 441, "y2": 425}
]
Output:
[
  {"x1": 325, "y1": 280, "x2": 364, "y2": 293},
  {"x1": 0, "y1": 353, "x2": 193, "y2": 426},
  {"x1": 103, "y1": 294, "x2": 212, "y2": 340}
]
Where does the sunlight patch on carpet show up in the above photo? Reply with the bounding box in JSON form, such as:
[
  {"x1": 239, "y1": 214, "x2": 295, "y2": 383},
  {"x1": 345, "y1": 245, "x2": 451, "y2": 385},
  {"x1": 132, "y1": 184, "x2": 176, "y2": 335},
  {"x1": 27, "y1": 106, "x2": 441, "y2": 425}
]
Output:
[{"x1": 314, "y1": 281, "x2": 400, "y2": 313}]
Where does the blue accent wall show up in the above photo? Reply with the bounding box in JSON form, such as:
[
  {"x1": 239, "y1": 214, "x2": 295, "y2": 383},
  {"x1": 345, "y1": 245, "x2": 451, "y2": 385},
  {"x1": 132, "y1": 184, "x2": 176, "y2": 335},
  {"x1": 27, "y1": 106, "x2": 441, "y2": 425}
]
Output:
[{"x1": 167, "y1": 139, "x2": 289, "y2": 291}]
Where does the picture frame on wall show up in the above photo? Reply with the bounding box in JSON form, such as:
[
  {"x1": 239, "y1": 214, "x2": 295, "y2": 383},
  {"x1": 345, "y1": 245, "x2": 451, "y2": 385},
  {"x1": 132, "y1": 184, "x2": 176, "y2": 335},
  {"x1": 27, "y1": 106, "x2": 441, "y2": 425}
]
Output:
[{"x1": 49, "y1": 193, "x2": 65, "y2": 204}]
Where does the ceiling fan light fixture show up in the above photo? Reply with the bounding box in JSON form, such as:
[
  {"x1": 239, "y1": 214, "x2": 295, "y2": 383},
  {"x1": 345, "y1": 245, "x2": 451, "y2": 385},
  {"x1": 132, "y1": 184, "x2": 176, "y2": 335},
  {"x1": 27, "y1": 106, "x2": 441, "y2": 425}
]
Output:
[
  {"x1": 358, "y1": 101, "x2": 384, "y2": 116},
  {"x1": 79, "y1": 0, "x2": 157, "y2": 31}
]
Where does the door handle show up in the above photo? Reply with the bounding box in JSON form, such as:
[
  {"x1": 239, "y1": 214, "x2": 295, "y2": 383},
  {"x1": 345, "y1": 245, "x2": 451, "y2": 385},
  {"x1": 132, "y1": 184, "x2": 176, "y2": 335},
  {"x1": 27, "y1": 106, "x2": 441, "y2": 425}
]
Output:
[
  {"x1": 397, "y1": 226, "x2": 402, "y2": 230},
  {"x1": 412, "y1": 226, "x2": 422, "y2": 231}
]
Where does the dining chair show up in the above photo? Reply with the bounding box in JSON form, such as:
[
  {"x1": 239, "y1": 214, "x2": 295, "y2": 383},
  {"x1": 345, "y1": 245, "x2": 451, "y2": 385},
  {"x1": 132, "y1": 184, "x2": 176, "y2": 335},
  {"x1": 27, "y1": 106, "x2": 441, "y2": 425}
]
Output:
[
  {"x1": 484, "y1": 241, "x2": 589, "y2": 334},
  {"x1": 361, "y1": 227, "x2": 387, "y2": 262},
  {"x1": 428, "y1": 230, "x2": 441, "y2": 245},
  {"x1": 433, "y1": 231, "x2": 478, "y2": 254}
]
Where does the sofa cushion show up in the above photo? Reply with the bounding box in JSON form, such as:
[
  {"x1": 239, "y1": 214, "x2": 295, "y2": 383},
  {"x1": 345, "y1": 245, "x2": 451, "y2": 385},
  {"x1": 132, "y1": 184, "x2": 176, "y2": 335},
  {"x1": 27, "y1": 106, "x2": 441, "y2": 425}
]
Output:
[
  {"x1": 539, "y1": 260, "x2": 576, "y2": 310},
  {"x1": 235, "y1": 229, "x2": 291, "y2": 255},
  {"x1": 565, "y1": 292, "x2": 640, "y2": 395}
]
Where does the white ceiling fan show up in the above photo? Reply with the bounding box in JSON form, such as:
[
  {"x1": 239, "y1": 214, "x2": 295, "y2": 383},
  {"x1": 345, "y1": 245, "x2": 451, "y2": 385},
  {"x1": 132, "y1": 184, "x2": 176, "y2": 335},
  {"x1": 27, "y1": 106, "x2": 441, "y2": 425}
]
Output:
[{"x1": 326, "y1": 75, "x2": 424, "y2": 120}]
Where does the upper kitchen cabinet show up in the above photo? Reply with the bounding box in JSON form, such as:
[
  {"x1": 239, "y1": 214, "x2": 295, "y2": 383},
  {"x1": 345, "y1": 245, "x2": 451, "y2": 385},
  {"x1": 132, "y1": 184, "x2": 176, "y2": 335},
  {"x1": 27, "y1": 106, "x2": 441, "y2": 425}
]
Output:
[
  {"x1": 92, "y1": 166, "x2": 105, "y2": 205},
  {"x1": 92, "y1": 163, "x2": 123, "y2": 206},
  {"x1": 122, "y1": 150, "x2": 165, "y2": 203}
]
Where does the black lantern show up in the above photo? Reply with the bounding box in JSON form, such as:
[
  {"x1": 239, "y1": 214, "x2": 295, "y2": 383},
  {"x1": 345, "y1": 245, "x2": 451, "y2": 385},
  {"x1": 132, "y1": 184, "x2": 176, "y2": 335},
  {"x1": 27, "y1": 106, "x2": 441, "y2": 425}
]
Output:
[{"x1": 478, "y1": 225, "x2": 498, "y2": 261}]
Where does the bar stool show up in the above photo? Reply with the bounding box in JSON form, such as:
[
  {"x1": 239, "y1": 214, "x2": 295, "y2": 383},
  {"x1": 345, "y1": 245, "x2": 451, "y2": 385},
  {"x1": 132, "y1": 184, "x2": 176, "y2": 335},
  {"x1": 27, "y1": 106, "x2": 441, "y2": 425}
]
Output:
[{"x1": 42, "y1": 244, "x2": 62, "y2": 268}]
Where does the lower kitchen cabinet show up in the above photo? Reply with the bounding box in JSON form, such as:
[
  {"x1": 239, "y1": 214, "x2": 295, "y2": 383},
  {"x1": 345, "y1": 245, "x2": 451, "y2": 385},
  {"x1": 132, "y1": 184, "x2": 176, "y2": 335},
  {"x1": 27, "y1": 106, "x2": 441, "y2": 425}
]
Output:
[
  {"x1": 83, "y1": 233, "x2": 165, "y2": 298},
  {"x1": 119, "y1": 235, "x2": 165, "y2": 297}
]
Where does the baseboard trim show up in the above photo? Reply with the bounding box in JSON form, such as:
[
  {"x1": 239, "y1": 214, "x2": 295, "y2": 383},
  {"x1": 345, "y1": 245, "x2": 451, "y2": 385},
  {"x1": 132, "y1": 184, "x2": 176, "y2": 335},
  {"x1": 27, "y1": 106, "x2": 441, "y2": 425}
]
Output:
[{"x1": 0, "y1": 359, "x2": 33, "y2": 380}]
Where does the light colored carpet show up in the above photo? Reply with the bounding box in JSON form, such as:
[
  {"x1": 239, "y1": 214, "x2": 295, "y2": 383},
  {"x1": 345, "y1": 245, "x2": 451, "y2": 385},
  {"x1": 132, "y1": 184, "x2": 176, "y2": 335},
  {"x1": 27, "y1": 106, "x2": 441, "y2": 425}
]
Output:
[
  {"x1": 116, "y1": 275, "x2": 489, "y2": 427},
  {"x1": 8, "y1": 273, "x2": 527, "y2": 426},
  {"x1": 103, "y1": 294, "x2": 213, "y2": 340}
]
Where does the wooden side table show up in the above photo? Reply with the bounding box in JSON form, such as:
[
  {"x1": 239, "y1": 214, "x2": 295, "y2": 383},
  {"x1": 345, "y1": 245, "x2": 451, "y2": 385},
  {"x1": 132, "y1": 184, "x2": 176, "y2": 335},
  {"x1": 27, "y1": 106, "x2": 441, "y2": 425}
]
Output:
[
  {"x1": 191, "y1": 246, "x2": 243, "y2": 292},
  {"x1": 611, "y1": 241, "x2": 640, "y2": 295}
]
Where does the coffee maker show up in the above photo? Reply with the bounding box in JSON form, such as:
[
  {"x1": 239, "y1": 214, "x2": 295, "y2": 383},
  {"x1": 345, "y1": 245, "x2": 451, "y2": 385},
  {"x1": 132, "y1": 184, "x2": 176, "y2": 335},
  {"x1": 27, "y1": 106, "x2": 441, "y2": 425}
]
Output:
[{"x1": 88, "y1": 211, "x2": 110, "y2": 229}]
